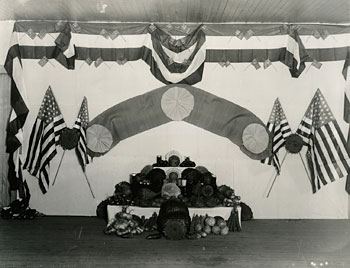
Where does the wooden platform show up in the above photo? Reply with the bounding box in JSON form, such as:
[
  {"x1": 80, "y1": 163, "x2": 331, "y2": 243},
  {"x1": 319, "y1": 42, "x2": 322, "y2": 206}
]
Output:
[{"x1": 1, "y1": 217, "x2": 350, "y2": 268}]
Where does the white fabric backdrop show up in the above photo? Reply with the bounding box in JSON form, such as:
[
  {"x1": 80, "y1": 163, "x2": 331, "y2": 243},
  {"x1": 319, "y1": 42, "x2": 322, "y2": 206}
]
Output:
[
  {"x1": 0, "y1": 21, "x2": 348, "y2": 218},
  {"x1": 15, "y1": 58, "x2": 347, "y2": 218}
]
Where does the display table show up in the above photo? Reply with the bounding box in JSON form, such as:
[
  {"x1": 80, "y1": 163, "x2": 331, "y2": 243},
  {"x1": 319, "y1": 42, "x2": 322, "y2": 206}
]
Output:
[{"x1": 107, "y1": 205, "x2": 241, "y2": 228}]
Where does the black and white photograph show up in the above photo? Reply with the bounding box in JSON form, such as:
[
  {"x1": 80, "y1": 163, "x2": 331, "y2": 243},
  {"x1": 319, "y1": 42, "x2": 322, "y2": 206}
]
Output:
[{"x1": 0, "y1": 0, "x2": 349, "y2": 267}]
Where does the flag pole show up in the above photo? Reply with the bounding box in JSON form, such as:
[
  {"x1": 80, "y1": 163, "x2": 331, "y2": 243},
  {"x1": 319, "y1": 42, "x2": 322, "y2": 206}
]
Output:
[
  {"x1": 266, "y1": 151, "x2": 288, "y2": 198},
  {"x1": 52, "y1": 150, "x2": 66, "y2": 186},
  {"x1": 83, "y1": 171, "x2": 95, "y2": 199},
  {"x1": 298, "y1": 152, "x2": 312, "y2": 184}
]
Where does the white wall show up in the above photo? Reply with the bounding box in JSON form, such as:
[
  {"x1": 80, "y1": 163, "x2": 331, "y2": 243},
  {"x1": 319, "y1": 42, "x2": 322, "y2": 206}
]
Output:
[{"x1": 0, "y1": 21, "x2": 348, "y2": 218}]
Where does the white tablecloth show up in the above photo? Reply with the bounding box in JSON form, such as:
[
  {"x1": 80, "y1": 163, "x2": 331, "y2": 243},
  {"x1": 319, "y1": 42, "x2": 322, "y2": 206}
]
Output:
[{"x1": 107, "y1": 205, "x2": 234, "y2": 221}]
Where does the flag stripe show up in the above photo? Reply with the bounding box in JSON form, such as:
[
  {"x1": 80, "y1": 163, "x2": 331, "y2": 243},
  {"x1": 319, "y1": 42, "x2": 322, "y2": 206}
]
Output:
[
  {"x1": 316, "y1": 126, "x2": 341, "y2": 180},
  {"x1": 23, "y1": 119, "x2": 43, "y2": 173},
  {"x1": 328, "y1": 122, "x2": 350, "y2": 173},
  {"x1": 323, "y1": 124, "x2": 347, "y2": 178},
  {"x1": 313, "y1": 135, "x2": 334, "y2": 183},
  {"x1": 74, "y1": 97, "x2": 90, "y2": 171},
  {"x1": 312, "y1": 142, "x2": 325, "y2": 191}
]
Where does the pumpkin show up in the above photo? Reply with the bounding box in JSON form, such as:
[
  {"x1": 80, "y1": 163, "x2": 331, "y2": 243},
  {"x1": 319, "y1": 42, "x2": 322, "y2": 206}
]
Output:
[
  {"x1": 202, "y1": 172, "x2": 213, "y2": 185},
  {"x1": 163, "y1": 219, "x2": 187, "y2": 240},
  {"x1": 201, "y1": 185, "x2": 214, "y2": 197}
]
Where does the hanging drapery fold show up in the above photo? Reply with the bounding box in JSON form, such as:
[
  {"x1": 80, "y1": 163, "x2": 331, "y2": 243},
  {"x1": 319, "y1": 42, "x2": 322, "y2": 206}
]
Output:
[
  {"x1": 5, "y1": 21, "x2": 349, "y2": 82},
  {"x1": 4, "y1": 28, "x2": 29, "y2": 198}
]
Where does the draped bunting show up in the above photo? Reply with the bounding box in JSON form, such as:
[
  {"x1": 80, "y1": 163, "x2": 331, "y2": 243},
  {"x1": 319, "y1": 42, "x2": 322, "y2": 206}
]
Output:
[
  {"x1": 6, "y1": 21, "x2": 350, "y2": 77},
  {"x1": 147, "y1": 24, "x2": 206, "y2": 84},
  {"x1": 86, "y1": 84, "x2": 272, "y2": 160},
  {"x1": 4, "y1": 29, "x2": 29, "y2": 197}
]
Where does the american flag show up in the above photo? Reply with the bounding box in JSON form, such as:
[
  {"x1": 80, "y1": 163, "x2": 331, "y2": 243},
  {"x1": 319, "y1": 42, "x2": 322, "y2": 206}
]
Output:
[
  {"x1": 73, "y1": 97, "x2": 90, "y2": 171},
  {"x1": 296, "y1": 89, "x2": 350, "y2": 193},
  {"x1": 261, "y1": 98, "x2": 292, "y2": 174},
  {"x1": 23, "y1": 87, "x2": 66, "y2": 193}
]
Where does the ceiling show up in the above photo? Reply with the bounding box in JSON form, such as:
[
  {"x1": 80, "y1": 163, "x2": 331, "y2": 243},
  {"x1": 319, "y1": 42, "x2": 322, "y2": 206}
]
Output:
[{"x1": 0, "y1": 0, "x2": 349, "y2": 24}]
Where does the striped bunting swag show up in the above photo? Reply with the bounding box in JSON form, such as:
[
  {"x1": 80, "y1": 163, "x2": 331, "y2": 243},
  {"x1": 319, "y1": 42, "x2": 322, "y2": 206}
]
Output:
[
  {"x1": 23, "y1": 87, "x2": 66, "y2": 194},
  {"x1": 4, "y1": 29, "x2": 29, "y2": 197},
  {"x1": 55, "y1": 23, "x2": 207, "y2": 85},
  {"x1": 296, "y1": 89, "x2": 350, "y2": 193},
  {"x1": 285, "y1": 29, "x2": 309, "y2": 78},
  {"x1": 147, "y1": 24, "x2": 206, "y2": 84},
  {"x1": 261, "y1": 98, "x2": 292, "y2": 174},
  {"x1": 74, "y1": 97, "x2": 90, "y2": 171}
]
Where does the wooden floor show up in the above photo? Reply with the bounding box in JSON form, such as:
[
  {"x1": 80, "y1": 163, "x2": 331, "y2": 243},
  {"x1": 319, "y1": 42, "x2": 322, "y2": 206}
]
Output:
[{"x1": 1, "y1": 217, "x2": 350, "y2": 268}]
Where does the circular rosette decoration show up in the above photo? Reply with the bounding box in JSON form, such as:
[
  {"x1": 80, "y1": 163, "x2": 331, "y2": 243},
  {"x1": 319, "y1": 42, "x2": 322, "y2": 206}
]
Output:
[
  {"x1": 242, "y1": 123, "x2": 270, "y2": 154},
  {"x1": 165, "y1": 167, "x2": 182, "y2": 183},
  {"x1": 86, "y1": 124, "x2": 113, "y2": 156},
  {"x1": 59, "y1": 128, "x2": 79, "y2": 150},
  {"x1": 165, "y1": 150, "x2": 183, "y2": 167},
  {"x1": 285, "y1": 133, "x2": 304, "y2": 154},
  {"x1": 161, "y1": 86, "x2": 194, "y2": 121}
]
